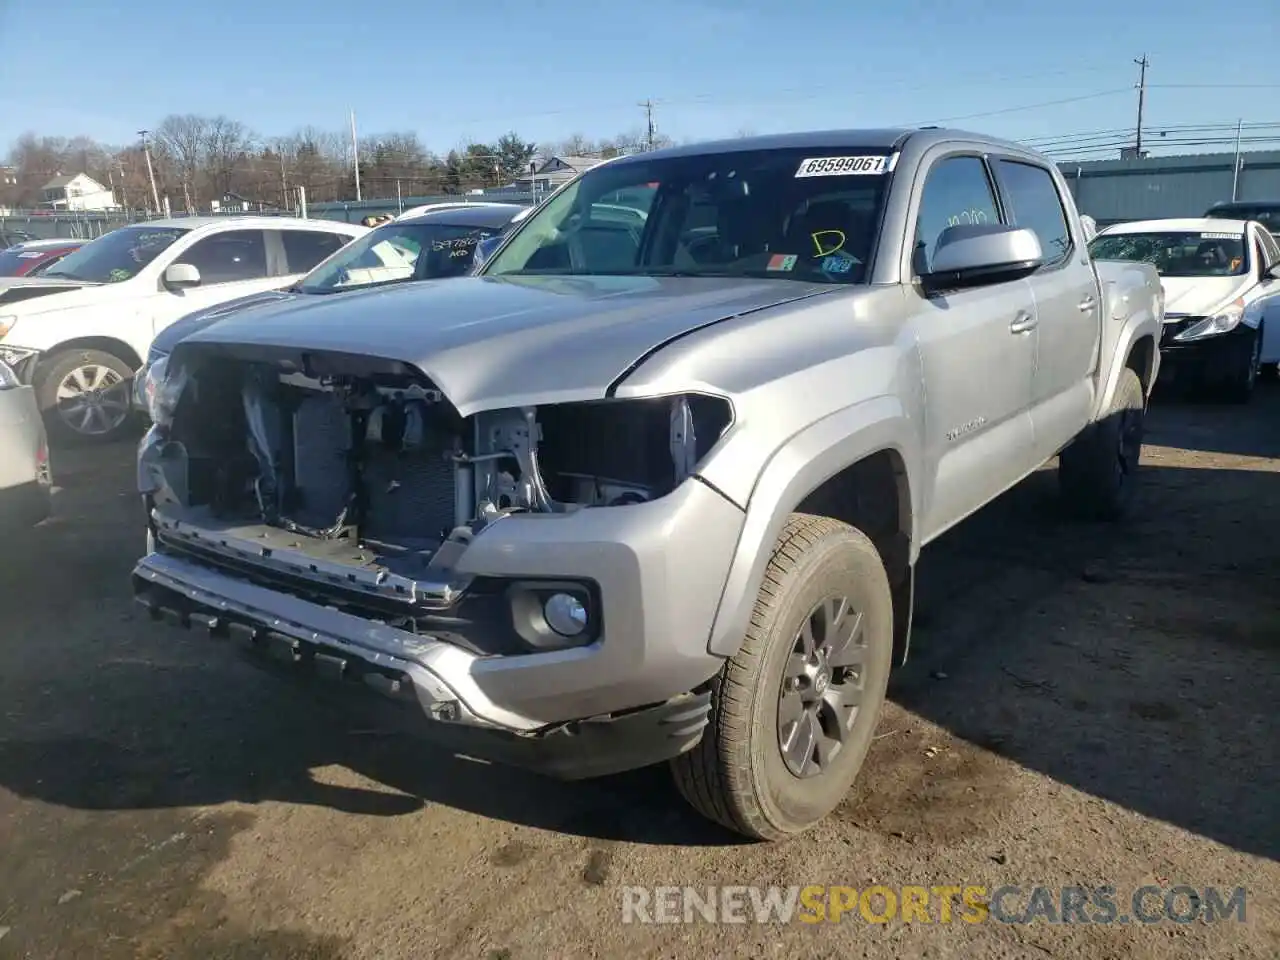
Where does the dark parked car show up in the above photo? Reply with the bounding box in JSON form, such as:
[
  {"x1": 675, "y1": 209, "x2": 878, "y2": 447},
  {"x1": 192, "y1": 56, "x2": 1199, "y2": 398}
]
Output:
[
  {"x1": 0, "y1": 229, "x2": 37, "y2": 249},
  {"x1": 1205, "y1": 201, "x2": 1280, "y2": 238}
]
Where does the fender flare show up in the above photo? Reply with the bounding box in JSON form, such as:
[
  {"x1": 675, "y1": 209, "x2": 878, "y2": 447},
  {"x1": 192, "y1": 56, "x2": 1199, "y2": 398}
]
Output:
[
  {"x1": 1093, "y1": 314, "x2": 1160, "y2": 421},
  {"x1": 703, "y1": 395, "x2": 921, "y2": 657}
]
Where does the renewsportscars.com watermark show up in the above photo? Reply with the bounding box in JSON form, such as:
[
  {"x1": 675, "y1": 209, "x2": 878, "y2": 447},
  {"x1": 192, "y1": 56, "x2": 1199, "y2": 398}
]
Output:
[{"x1": 621, "y1": 885, "x2": 1248, "y2": 926}]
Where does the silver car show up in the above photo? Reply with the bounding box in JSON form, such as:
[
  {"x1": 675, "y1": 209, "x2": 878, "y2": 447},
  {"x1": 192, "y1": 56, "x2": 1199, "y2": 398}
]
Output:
[
  {"x1": 0, "y1": 360, "x2": 52, "y2": 531},
  {"x1": 134, "y1": 128, "x2": 1161, "y2": 839}
]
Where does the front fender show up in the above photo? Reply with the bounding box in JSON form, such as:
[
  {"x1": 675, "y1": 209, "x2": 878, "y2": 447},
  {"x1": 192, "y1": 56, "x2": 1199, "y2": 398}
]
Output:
[
  {"x1": 1093, "y1": 266, "x2": 1163, "y2": 418},
  {"x1": 703, "y1": 395, "x2": 920, "y2": 657}
]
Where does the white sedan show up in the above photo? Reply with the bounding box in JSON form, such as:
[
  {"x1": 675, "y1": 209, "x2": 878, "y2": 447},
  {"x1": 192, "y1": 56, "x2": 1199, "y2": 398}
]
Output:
[{"x1": 1090, "y1": 217, "x2": 1280, "y2": 401}]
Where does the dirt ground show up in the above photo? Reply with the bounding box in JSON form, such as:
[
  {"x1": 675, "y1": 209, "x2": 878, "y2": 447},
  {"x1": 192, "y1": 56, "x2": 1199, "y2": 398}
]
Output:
[{"x1": 0, "y1": 384, "x2": 1277, "y2": 960}]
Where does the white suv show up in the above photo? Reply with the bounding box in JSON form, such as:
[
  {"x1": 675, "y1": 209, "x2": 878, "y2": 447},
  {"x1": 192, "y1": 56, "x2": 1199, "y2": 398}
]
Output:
[{"x1": 0, "y1": 216, "x2": 366, "y2": 443}]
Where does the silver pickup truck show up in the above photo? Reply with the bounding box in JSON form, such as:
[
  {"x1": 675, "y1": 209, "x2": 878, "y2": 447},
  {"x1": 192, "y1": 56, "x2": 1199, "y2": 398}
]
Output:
[{"x1": 133, "y1": 128, "x2": 1163, "y2": 840}]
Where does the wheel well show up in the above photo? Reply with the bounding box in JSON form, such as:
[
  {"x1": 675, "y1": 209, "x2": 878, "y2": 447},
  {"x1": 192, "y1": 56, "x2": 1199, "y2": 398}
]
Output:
[
  {"x1": 795, "y1": 449, "x2": 914, "y2": 666},
  {"x1": 1126, "y1": 335, "x2": 1156, "y2": 397},
  {"x1": 41, "y1": 337, "x2": 142, "y2": 377}
]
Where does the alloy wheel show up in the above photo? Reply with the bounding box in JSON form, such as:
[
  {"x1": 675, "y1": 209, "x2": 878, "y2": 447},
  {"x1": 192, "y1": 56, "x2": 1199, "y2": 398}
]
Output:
[
  {"x1": 55, "y1": 364, "x2": 131, "y2": 436},
  {"x1": 777, "y1": 596, "x2": 868, "y2": 778}
]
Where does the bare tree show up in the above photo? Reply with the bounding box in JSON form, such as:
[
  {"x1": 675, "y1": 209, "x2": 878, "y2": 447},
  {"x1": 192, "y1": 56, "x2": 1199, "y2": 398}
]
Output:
[
  {"x1": 155, "y1": 114, "x2": 210, "y2": 210},
  {"x1": 555, "y1": 133, "x2": 595, "y2": 157},
  {"x1": 204, "y1": 116, "x2": 253, "y2": 197}
]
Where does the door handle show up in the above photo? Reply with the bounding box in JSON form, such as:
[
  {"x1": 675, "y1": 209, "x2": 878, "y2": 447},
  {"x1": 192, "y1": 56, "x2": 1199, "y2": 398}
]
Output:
[
  {"x1": 1078, "y1": 296, "x2": 1097, "y2": 313},
  {"x1": 1010, "y1": 312, "x2": 1038, "y2": 334}
]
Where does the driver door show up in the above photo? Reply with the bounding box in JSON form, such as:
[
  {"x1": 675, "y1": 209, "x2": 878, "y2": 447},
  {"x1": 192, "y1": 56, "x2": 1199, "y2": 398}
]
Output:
[{"x1": 910, "y1": 153, "x2": 1039, "y2": 543}]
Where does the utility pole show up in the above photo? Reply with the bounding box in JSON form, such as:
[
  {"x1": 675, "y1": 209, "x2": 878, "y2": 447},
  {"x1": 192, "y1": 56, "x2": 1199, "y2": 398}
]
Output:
[
  {"x1": 138, "y1": 129, "x2": 160, "y2": 214},
  {"x1": 1133, "y1": 55, "x2": 1149, "y2": 157},
  {"x1": 349, "y1": 110, "x2": 362, "y2": 202},
  {"x1": 639, "y1": 99, "x2": 656, "y2": 151},
  {"x1": 1231, "y1": 118, "x2": 1243, "y2": 201},
  {"x1": 279, "y1": 152, "x2": 288, "y2": 211}
]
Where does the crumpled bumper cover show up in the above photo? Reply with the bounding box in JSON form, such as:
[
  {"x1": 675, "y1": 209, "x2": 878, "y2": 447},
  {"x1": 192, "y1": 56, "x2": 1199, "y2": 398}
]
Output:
[
  {"x1": 132, "y1": 473, "x2": 746, "y2": 778},
  {"x1": 132, "y1": 552, "x2": 714, "y2": 779}
]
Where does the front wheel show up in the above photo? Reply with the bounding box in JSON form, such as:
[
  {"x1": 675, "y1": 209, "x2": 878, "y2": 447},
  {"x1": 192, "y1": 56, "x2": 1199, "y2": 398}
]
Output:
[
  {"x1": 36, "y1": 348, "x2": 137, "y2": 445},
  {"x1": 1221, "y1": 325, "x2": 1262, "y2": 404},
  {"x1": 671, "y1": 514, "x2": 894, "y2": 840}
]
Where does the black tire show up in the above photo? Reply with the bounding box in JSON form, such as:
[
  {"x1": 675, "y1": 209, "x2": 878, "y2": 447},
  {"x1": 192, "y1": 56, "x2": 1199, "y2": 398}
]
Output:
[
  {"x1": 1058, "y1": 367, "x2": 1145, "y2": 521},
  {"x1": 35, "y1": 348, "x2": 137, "y2": 445},
  {"x1": 1220, "y1": 325, "x2": 1262, "y2": 404},
  {"x1": 671, "y1": 513, "x2": 894, "y2": 840}
]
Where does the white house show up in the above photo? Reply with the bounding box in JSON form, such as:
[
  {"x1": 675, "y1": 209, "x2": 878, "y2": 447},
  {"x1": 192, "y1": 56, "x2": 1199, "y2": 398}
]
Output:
[
  {"x1": 41, "y1": 173, "x2": 120, "y2": 211},
  {"x1": 512, "y1": 155, "x2": 605, "y2": 192}
]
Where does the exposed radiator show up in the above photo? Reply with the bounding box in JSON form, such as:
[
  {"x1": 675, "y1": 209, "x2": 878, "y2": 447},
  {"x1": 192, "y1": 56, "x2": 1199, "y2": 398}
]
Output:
[
  {"x1": 362, "y1": 447, "x2": 457, "y2": 546},
  {"x1": 290, "y1": 394, "x2": 351, "y2": 528}
]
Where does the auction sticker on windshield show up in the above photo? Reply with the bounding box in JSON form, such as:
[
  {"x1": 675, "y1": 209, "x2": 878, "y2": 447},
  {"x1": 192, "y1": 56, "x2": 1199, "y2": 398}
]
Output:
[{"x1": 795, "y1": 154, "x2": 896, "y2": 177}]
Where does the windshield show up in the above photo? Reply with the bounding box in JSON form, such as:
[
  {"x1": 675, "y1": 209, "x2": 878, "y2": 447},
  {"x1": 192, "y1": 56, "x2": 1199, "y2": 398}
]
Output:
[
  {"x1": 1089, "y1": 230, "x2": 1248, "y2": 278},
  {"x1": 482, "y1": 147, "x2": 894, "y2": 283},
  {"x1": 299, "y1": 221, "x2": 504, "y2": 293},
  {"x1": 1206, "y1": 205, "x2": 1280, "y2": 234},
  {"x1": 41, "y1": 226, "x2": 188, "y2": 283}
]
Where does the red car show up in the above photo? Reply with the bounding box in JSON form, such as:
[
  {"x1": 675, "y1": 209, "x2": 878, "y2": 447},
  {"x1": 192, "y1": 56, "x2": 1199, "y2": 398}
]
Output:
[{"x1": 0, "y1": 239, "x2": 85, "y2": 277}]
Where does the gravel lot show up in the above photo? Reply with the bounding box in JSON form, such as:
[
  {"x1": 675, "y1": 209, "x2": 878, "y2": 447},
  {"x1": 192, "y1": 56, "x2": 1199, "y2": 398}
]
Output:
[{"x1": 1, "y1": 385, "x2": 1277, "y2": 959}]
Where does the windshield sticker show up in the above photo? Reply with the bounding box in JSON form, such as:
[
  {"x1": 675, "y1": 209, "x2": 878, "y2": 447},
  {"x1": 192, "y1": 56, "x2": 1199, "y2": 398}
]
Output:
[
  {"x1": 811, "y1": 230, "x2": 846, "y2": 256},
  {"x1": 795, "y1": 155, "x2": 893, "y2": 178},
  {"x1": 821, "y1": 255, "x2": 854, "y2": 274},
  {"x1": 1201, "y1": 231, "x2": 1241, "y2": 240},
  {"x1": 767, "y1": 254, "x2": 798, "y2": 271}
]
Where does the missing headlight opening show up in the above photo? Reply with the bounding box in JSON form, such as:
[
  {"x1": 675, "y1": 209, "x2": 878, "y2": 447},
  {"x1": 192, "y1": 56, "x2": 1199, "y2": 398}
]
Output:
[{"x1": 142, "y1": 348, "x2": 732, "y2": 567}]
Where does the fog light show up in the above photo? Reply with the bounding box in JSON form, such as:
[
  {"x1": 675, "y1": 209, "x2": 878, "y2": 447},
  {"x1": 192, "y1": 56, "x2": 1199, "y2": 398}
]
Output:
[{"x1": 544, "y1": 592, "x2": 588, "y2": 636}]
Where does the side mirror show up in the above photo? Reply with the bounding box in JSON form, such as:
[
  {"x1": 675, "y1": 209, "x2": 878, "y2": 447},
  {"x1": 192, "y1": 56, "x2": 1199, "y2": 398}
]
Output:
[
  {"x1": 1267, "y1": 263, "x2": 1280, "y2": 281},
  {"x1": 921, "y1": 224, "x2": 1044, "y2": 292},
  {"x1": 471, "y1": 234, "x2": 503, "y2": 273},
  {"x1": 163, "y1": 262, "x2": 201, "y2": 290}
]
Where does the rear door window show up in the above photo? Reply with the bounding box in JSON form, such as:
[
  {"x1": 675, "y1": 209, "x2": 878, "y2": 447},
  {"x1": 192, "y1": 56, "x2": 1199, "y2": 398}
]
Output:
[{"x1": 994, "y1": 159, "x2": 1073, "y2": 267}]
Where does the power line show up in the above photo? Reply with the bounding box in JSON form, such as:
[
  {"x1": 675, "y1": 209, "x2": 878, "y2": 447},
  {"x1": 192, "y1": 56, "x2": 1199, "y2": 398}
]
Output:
[{"x1": 907, "y1": 88, "x2": 1133, "y2": 126}]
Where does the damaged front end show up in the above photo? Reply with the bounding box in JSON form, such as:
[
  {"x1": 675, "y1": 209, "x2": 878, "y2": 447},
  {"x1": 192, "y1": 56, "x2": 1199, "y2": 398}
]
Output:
[{"x1": 134, "y1": 341, "x2": 736, "y2": 757}]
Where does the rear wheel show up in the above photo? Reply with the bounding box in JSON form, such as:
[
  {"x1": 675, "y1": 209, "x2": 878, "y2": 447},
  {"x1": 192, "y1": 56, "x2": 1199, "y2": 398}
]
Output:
[
  {"x1": 671, "y1": 514, "x2": 894, "y2": 840},
  {"x1": 1059, "y1": 367, "x2": 1145, "y2": 521},
  {"x1": 36, "y1": 348, "x2": 137, "y2": 445}
]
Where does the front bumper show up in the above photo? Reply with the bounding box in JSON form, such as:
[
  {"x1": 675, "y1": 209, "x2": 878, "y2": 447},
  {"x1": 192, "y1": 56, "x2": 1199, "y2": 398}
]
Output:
[
  {"x1": 1157, "y1": 321, "x2": 1254, "y2": 384},
  {"x1": 133, "y1": 476, "x2": 744, "y2": 777}
]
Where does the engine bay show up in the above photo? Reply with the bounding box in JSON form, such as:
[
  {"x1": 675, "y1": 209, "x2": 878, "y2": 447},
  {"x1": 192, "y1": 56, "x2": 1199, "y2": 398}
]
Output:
[{"x1": 146, "y1": 350, "x2": 732, "y2": 565}]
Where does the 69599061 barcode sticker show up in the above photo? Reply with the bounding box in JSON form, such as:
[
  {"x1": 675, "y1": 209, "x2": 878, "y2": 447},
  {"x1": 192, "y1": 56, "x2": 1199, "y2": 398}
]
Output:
[{"x1": 794, "y1": 154, "x2": 896, "y2": 177}]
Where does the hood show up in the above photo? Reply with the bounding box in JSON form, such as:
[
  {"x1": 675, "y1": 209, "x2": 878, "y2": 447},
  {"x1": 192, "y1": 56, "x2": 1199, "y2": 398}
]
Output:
[
  {"x1": 0, "y1": 275, "x2": 100, "y2": 307},
  {"x1": 1160, "y1": 276, "x2": 1248, "y2": 320},
  {"x1": 178, "y1": 274, "x2": 836, "y2": 416},
  {"x1": 0, "y1": 275, "x2": 129, "y2": 317},
  {"x1": 149, "y1": 288, "x2": 297, "y2": 357}
]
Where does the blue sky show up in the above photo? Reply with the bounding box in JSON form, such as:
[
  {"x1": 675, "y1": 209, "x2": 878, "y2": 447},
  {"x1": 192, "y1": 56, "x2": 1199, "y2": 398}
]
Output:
[{"x1": 1, "y1": 0, "x2": 1276, "y2": 158}]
